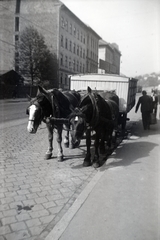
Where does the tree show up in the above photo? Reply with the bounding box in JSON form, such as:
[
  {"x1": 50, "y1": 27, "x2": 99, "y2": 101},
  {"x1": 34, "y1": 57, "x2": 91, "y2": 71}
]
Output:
[{"x1": 15, "y1": 26, "x2": 58, "y2": 95}]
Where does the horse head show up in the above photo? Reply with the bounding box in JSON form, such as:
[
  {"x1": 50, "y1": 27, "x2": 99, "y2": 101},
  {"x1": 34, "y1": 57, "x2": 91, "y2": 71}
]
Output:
[
  {"x1": 69, "y1": 107, "x2": 86, "y2": 148},
  {"x1": 26, "y1": 85, "x2": 53, "y2": 133}
]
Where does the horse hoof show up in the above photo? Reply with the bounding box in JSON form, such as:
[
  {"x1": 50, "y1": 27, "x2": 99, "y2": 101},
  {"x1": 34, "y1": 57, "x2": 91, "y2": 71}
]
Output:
[
  {"x1": 92, "y1": 162, "x2": 100, "y2": 168},
  {"x1": 45, "y1": 153, "x2": 52, "y2": 160},
  {"x1": 83, "y1": 161, "x2": 91, "y2": 167},
  {"x1": 58, "y1": 156, "x2": 64, "y2": 162}
]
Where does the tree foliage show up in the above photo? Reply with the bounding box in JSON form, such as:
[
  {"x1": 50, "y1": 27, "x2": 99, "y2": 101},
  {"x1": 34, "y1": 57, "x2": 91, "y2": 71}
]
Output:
[{"x1": 16, "y1": 26, "x2": 58, "y2": 88}]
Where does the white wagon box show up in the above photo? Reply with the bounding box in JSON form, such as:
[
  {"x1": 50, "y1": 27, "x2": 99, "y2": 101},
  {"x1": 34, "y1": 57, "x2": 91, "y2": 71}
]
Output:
[{"x1": 70, "y1": 73, "x2": 138, "y2": 114}]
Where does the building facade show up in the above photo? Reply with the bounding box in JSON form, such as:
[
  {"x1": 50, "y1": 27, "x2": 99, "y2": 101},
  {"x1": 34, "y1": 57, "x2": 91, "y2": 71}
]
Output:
[
  {"x1": 98, "y1": 39, "x2": 121, "y2": 75},
  {"x1": 0, "y1": 0, "x2": 101, "y2": 89}
]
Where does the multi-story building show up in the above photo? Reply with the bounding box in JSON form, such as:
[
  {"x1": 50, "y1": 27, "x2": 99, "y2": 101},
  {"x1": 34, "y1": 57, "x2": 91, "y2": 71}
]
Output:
[
  {"x1": 0, "y1": 0, "x2": 101, "y2": 89},
  {"x1": 98, "y1": 39, "x2": 121, "y2": 75}
]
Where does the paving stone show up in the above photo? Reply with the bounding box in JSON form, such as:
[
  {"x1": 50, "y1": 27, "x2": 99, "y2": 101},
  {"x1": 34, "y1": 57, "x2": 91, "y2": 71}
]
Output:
[
  {"x1": 26, "y1": 218, "x2": 41, "y2": 228},
  {"x1": 17, "y1": 189, "x2": 30, "y2": 195},
  {"x1": 26, "y1": 193, "x2": 39, "y2": 199},
  {"x1": 22, "y1": 199, "x2": 35, "y2": 206},
  {"x1": 5, "y1": 229, "x2": 30, "y2": 240},
  {"x1": 14, "y1": 195, "x2": 27, "y2": 202},
  {"x1": 0, "y1": 198, "x2": 14, "y2": 204},
  {"x1": 42, "y1": 201, "x2": 56, "y2": 209},
  {"x1": 40, "y1": 215, "x2": 55, "y2": 225},
  {"x1": 48, "y1": 205, "x2": 63, "y2": 215},
  {"x1": 29, "y1": 209, "x2": 49, "y2": 218},
  {"x1": 3, "y1": 209, "x2": 17, "y2": 217},
  {"x1": 46, "y1": 193, "x2": 63, "y2": 201},
  {"x1": 10, "y1": 221, "x2": 27, "y2": 231},
  {"x1": 16, "y1": 213, "x2": 31, "y2": 221},
  {"x1": 34, "y1": 197, "x2": 48, "y2": 204},
  {"x1": 31, "y1": 204, "x2": 44, "y2": 211},
  {"x1": 0, "y1": 225, "x2": 11, "y2": 235},
  {"x1": 29, "y1": 225, "x2": 46, "y2": 237},
  {"x1": 29, "y1": 187, "x2": 41, "y2": 193},
  {"x1": 1, "y1": 216, "x2": 17, "y2": 225},
  {"x1": 9, "y1": 201, "x2": 23, "y2": 209}
]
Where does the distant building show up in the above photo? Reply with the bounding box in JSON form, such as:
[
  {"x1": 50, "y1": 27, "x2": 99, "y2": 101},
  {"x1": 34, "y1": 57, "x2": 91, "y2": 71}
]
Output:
[
  {"x1": 0, "y1": 0, "x2": 101, "y2": 89},
  {"x1": 98, "y1": 39, "x2": 121, "y2": 74}
]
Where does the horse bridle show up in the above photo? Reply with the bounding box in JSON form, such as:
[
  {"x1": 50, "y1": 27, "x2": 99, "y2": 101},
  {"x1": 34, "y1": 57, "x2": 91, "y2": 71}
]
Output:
[{"x1": 27, "y1": 100, "x2": 44, "y2": 124}]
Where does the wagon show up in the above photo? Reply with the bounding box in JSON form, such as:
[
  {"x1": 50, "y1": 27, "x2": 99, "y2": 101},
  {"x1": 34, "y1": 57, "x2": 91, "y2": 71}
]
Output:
[{"x1": 69, "y1": 73, "x2": 138, "y2": 130}]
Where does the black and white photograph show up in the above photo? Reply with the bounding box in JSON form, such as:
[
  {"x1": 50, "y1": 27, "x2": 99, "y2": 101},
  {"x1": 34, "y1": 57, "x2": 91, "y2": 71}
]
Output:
[{"x1": 0, "y1": 0, "x2": 160, "y2": 239}]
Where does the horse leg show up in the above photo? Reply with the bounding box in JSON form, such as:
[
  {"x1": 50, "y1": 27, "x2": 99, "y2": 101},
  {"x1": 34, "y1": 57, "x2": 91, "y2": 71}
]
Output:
[
  {"x1": 64, "y1": 124, "x2": 69, "y2": 148},
  {"x1": 83, "y1": 128, "x2": 92, "y2": 167},
  {"x1": 93, "y1": 131, "x2": 100, "y2": 168},
  {"x1": 99, "y1": 130, "x2": 106, "y2": 155},
  {"x1": 56, "y1": 125, "x2": 64, "y2": 162},
  {"x1": 45, "y1": 123, "x2": 53, "y2": 160}
]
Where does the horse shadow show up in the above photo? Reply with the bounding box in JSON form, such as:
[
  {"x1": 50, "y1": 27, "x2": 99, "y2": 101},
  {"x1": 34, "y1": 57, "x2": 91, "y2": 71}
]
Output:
[{"x1": 99, "y1": 119, "x2": 160, "y2": 170}]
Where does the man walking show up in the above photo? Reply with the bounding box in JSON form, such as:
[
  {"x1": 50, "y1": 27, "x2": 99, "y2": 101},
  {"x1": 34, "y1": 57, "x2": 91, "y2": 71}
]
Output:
[{"x1": 135, "y1": 90, "x2": 153, "y2": 130}]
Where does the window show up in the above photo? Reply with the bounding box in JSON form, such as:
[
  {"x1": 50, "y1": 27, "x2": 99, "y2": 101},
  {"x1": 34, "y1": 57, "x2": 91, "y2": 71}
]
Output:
[
  {"x1": 69, "y1": 41, "x2": 72, "y2": 51},
  {"x1": 77, "y1": 45, "x2": 79, "y2": 56},
  {"x1": 15, "y1": 17, "x2": 19, "y2": 31},
  {"x1": 60, "y1": 54, "x2": 63, "y2": 66},
  {"x1": 83, "y1": 64, "x2": 85, "y2": 73},
  {"x1": 65, "y1": 20, "x2": 68, "y2": 31},
  {"x1": 16, "y1": 0, "x2": 21, "y2": 14},
  {"x1": 80, "y1": 47, "x2": 82, "y2": 57},
  {"x1": 83, "y1": 49, "x2": 85, "y2": 59},
  {"x1": 65, "y1": 56, "x2": 68, "y2": 68},
  {"x1": 73, "y1": 59, "x2": 75, "y2": 71},
  {"x1": 70, "y1": 23, "x2": 72, "y2": 34},
  {"x1": 15, "y1": 35, "x2": 19, "y2": 42},
  {"x1": 73, "y1": 26, "x2": 76, "y2": 36},
  {"x1": 80, "y1": 62, "x2": 82, "y2": 72},
  {"x1": 61, "y1": 17, "x2": 65, "y2": 28},
  {"x1": 77, "y1": 30, "x2": 79, "y2": 40},
  {"x1": 69, "y1": 57, "x2": 72, "y2": 69},
  {"x1": 77, "y1": 61, "x2": 79, "y2": 71},
  {"x1": 83, "y1": 35, "x2": 85, "y2": 44},
  {"x1": 65, "y1": 38, "x2": 68, "y2": 49},
  {"x1": 61, "y1": 35, "x2": 63, "y2": 47},
  {"x1": 73, "y1": 43, "x2": 76, "y2": 54},
  {"x1": 80, "y1": 32, "x2": 83, "y2": 42}
]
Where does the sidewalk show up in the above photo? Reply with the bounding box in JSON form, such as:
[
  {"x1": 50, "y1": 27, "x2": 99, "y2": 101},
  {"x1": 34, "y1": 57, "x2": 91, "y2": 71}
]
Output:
[{"x1": 44, "y1": 117, "x2": 160, "y2": 240}]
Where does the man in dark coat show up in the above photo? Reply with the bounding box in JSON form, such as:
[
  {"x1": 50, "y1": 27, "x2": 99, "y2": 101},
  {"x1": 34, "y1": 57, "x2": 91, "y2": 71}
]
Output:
[{"x1": 135, "y1": 90, "x2": 153, "y2": 130}]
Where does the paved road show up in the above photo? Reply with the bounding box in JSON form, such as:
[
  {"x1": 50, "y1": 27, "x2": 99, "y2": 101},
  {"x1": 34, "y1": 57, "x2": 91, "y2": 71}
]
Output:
[
  {"x1": 0, "y1": 98, "x2": 29, "y2": 123},
  {"x1": 0, "y1": 103, "x2": 98, "y2": 240}
]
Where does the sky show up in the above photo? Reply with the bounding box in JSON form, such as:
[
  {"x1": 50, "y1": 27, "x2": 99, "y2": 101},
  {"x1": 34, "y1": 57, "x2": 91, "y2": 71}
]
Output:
[{"x1": 61, "y1": 0, "x2": 160, "y2": 77}]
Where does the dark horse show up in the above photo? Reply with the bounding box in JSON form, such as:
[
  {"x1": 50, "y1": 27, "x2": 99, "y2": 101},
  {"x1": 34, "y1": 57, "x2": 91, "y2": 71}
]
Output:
[
  {"x1": 26, "y1": 85, "x2": 81, "y2": 161},
  {"x1": 69, "y1": 87, "x2": 119, "y2": 168}
]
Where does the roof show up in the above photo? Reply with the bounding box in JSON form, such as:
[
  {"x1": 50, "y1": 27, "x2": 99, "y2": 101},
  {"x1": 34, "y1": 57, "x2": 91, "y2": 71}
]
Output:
[{"x1": 0, "y1": 70, "x2": 24, "y2": 85}]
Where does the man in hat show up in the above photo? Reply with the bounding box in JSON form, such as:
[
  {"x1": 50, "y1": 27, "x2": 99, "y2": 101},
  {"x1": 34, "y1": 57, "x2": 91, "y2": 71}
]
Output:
[{"x1": 135, "y1": 90, "x2": 153, "y2": 130}]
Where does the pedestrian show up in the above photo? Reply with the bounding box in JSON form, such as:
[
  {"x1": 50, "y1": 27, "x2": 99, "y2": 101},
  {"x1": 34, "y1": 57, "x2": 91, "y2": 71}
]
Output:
[
  {"x1": 135, "y1": 90, "x2": 153, "y2": 130},
  {"x1": 151, "y1": 89, "x2": 158, "y2": 115}
]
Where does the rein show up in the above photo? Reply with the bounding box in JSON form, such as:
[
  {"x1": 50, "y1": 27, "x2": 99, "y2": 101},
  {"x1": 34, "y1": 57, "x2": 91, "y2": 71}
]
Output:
[{"x1": 84, "y1": 92, "x2": 100, "y2": 129}]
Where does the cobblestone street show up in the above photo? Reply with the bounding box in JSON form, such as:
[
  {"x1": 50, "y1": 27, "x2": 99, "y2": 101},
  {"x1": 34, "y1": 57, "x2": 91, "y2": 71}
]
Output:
[{"x1": 0, "y1": 120, "x2": 97, "y2": 240}]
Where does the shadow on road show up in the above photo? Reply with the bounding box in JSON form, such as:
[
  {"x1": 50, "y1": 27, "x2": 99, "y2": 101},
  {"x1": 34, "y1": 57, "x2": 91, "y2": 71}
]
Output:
[{"x1": 100, "y1": 119, "x2": 160, "y2": 170}]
